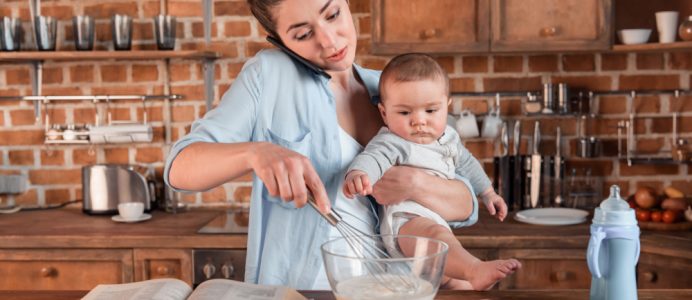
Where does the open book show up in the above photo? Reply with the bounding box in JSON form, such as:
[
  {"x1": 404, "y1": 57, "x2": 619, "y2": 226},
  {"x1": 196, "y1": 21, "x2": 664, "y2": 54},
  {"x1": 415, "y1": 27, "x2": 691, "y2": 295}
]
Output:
[{"x1": 82, "y1": 278, "x2": 307, "y2": 300}]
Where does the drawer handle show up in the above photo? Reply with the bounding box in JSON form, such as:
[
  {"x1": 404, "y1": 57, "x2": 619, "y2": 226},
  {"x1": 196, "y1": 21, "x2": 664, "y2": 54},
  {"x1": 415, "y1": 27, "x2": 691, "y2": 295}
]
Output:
[
  {"x1": 156, "y1": 266, "x2": 170, "y2": 276},
  {"x1": 221, "y1": 263, "x2": 235, "y2": 279},
  {"x1": 539, "y1": 26, "x2": 558, "y2": 37},
  {"x1": 420, "y1": 28, "x2": 438, "y2": 39},
  {"x1": 642, "y1": 271, "x2": 657, "y2": 283},
  {"x1": 553, "y1": 271, "x2": 570, "y2": 281},
  {"x1": 40, "y1": 267, "x2": 57, "y2": 278}
]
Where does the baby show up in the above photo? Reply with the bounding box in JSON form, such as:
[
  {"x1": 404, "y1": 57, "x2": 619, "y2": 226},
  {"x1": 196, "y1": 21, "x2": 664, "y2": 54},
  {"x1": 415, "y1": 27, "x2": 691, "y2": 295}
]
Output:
[{"x1": 343, "y1": 53, "x2": 521, "y2": 290}]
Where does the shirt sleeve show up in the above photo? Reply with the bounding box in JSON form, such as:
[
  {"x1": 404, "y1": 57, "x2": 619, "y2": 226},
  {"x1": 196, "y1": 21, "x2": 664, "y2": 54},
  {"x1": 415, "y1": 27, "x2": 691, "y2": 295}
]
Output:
[
  {"x1": 347, "y1": 129, "x2": 409, "y2": 183},
  {"x1": 453, "y1": 135, "x2": 493, "y2": 195},
  {"x1": 163, "y1": 55, "x2": 263, "y2": 191},
  {"x1": 447, "y1": 175, "x2": 479, "y2": 228}
]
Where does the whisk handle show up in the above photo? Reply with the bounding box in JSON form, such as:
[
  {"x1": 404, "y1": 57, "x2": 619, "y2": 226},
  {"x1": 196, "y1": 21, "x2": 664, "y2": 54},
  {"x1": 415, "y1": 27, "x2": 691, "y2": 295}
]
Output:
[{"x1": 307, "y1": 192, "x2": 341, "y2": 226}]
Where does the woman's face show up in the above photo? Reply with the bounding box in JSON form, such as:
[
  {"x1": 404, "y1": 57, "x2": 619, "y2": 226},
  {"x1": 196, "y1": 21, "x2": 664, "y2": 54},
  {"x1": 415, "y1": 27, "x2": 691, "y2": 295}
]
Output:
[{"x1": 273, "y1": 0, "x2": 357, "y2": 72}]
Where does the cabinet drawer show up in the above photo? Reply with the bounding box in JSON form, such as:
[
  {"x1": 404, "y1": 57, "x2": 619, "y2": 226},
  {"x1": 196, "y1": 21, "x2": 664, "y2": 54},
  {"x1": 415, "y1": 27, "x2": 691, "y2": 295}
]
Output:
[
  {"x1": 0, "y1": 249, "x2": 133, "y2": 291},
  {"x1": 498, "y1": 249, "x2": 590, "y2": 289},
  {"x1": 134, "y1": 249, "x2": 192, "y2": 285},
  {"x1": 637, "y1": 252, "x2": 692, "y2": 289}
]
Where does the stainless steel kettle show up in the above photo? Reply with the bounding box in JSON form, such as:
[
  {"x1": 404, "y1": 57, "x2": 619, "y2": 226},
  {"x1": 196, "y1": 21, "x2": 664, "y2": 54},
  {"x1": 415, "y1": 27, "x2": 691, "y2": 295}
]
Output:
[{"x1": 82, "y1": 164, "x2": 156, "y2": 215}]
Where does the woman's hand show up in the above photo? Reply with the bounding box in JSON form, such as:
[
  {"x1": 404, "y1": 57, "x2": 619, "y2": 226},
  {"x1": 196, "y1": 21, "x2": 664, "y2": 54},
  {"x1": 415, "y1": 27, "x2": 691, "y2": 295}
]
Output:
[
  {"x1": 248, "y1": 142, "x2": 331, "y2": 214},
  {"x1": 371, "y1": 166, "x2": 424, "y2": 206}
]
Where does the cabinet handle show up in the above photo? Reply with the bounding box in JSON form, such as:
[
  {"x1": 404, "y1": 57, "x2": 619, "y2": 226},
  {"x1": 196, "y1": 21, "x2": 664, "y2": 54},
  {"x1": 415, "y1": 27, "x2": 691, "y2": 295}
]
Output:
[
  {"x1": 156, "y1": 266, "x2": 170, "y2": 276},
  {"x1": 420, "y1": 29, "x2": 438, "y2": 40},
  {"x1": 221, "y1": 263, "x2": 235, "y2": 279},
  {"x1": 539, "y1": 27, "x2": 558, "y2": 37},
  {"x1": 553, "y1": 271, "x2": 570, "y2": 281},
  {"x1": 642, "y1": 271, "x2": 657, "y2": 283},
  {"x1": 40, "y1": 266, "x2": 57, "y2": 278}
]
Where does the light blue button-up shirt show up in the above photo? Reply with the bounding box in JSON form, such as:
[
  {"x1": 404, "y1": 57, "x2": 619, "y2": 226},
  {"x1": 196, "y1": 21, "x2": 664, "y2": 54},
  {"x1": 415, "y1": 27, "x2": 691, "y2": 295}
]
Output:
[{"x1": 164, "y1": 49, "x2": 478, "y2": 289}]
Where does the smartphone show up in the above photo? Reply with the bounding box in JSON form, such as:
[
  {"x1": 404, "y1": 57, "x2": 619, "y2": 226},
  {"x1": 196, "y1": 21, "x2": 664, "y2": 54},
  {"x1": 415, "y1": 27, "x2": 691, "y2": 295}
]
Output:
[{"x1": 266, "y1": 36, "x2": 331, "y2": 79}]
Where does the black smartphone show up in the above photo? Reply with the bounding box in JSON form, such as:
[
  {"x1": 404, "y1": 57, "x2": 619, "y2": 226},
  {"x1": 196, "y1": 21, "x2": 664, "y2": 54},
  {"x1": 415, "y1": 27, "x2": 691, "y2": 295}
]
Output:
[{"x1": 266, "y1": 36, "x2": 331, "y2": 79}]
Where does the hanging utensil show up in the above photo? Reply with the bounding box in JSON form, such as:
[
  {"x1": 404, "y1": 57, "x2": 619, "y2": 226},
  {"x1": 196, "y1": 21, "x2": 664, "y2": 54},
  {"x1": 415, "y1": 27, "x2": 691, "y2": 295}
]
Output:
[
  {"x1": 530, "y1": 121, "x2": 542, "y2": 208},
  {"x1": 512, "y1": 120, "x2": 522, "y2": 211},
  {"x1": 554, "y1": 127, "x2": 564, "y2": 207}
]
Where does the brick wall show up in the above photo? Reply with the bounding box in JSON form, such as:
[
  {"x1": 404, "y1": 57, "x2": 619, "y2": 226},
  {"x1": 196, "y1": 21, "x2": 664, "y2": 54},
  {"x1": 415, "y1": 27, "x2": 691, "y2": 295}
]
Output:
[{"x1": 1, "y1": 0, "x2": 690, "y2": 208}]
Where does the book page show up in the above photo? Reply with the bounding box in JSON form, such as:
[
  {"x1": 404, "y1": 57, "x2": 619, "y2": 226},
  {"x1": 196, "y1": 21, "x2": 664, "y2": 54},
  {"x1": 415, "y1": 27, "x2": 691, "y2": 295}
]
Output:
[
  {"x1": 82, "y1": 278, "x2": 193, "y2": 300},
  {"x1": 188, "y1": 279, "x2": 306, "y2": 300}
]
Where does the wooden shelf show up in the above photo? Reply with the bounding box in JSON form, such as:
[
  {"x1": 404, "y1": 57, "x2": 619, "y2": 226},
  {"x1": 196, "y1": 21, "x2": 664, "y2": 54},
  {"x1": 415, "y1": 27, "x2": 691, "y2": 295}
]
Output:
[
  {"x1": 0, "y1": 50, "x2": 221, "y2": 62},
  {"x1": 612, "y1": 41, "x2": 692, "y2": 53}
]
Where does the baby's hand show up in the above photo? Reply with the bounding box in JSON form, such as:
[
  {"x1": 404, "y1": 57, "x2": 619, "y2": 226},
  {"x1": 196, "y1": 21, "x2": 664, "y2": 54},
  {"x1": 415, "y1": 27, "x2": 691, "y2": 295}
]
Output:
[
  {"x1": 480, "y1": 189, "x2": 508, "y2": 221},
  {"x1": 343, "y1": 171, "x2": 372, "y2": 198}
]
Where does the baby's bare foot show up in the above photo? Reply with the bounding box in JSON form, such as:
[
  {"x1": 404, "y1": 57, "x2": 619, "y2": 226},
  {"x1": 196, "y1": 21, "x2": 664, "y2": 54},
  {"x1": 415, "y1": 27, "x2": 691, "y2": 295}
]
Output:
[
  {"x1": 440, "y1": 277, "x2": 473, "y2": 290},
  {"x1": 467, "y1": 259, "x2": 521, "y2": 291}
]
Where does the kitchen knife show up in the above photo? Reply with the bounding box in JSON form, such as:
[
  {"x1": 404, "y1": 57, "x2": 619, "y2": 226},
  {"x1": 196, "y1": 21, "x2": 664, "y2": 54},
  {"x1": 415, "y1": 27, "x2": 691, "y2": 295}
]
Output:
[
  {"x1": 554, "y1": 127, "x2": 563, "y2": 206},
  {"x1": 499, "y1": 123, "x2": 511, "y2": 203},
  {"x1": 530, "y1": 121, "x2": 542, "y2": 208},
  {"x1": 512, "y1": 120, "x2": 522, "y2": 211}
]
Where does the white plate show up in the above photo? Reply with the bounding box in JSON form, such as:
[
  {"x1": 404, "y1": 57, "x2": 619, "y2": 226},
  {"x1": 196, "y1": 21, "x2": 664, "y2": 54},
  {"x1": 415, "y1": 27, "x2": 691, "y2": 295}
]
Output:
[
  {"x1": 112, "y1": 213, "x2": 152, "y2": 223},
  {"x1": 514, "y1": 208, "x2": 589, "y2": 226}
]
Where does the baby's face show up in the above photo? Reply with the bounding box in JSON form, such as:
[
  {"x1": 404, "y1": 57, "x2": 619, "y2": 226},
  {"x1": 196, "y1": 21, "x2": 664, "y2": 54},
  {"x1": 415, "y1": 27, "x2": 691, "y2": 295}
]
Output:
[{"x1": 379, "y1": 79, "x2": 449, "y2": 144}]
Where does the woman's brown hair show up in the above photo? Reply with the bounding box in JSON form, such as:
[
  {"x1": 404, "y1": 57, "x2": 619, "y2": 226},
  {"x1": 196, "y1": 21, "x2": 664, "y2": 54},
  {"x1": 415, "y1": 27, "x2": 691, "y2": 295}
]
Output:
[{"x1": 247, "y1": 0, "x2": 284, "y2": 38}]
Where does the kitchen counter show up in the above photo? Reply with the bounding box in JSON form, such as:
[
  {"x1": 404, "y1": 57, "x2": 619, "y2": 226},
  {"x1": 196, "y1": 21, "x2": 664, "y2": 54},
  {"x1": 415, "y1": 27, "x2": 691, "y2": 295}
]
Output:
[
  {"x1": 0, "y1": 207, "x2": 689, "y2": 259},
  {"x1": 1, "y1": 289, "x2": 690, "y2": 300}
]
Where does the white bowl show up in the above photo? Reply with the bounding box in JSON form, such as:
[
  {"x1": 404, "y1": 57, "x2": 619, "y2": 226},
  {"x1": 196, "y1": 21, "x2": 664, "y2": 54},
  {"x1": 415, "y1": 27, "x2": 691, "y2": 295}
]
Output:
[{"x1": 618, "y1": 29, "x2": 652, "y2": 45}]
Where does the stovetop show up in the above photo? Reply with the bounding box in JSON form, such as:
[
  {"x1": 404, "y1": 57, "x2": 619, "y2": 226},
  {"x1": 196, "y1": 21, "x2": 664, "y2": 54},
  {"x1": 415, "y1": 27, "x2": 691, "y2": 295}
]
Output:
[{"x1": 197, "y1": 209, "x2": 249, "y2": 234}]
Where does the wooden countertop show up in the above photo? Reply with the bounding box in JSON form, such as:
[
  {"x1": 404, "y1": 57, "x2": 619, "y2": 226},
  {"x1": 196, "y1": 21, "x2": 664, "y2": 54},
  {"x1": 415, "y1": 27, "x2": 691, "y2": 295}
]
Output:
[
  {"x1": 1, "y1": 289, "x2": 691, "y2": 300},
  {"x1": 0, "y1": 208, "x2": 689, "y2": 259}
]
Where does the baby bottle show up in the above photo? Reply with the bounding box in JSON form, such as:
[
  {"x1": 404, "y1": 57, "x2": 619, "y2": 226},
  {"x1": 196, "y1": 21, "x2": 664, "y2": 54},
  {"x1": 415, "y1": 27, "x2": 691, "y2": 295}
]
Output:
[{"x1": 587, "y1": 185, "x2": 640, "y2": 300}]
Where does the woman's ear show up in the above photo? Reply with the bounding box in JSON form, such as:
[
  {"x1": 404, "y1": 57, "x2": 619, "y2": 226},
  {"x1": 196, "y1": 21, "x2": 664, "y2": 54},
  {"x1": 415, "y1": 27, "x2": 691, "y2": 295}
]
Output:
[{"x1": 378, "y1": 103, "x2": 388, "y2": 125}]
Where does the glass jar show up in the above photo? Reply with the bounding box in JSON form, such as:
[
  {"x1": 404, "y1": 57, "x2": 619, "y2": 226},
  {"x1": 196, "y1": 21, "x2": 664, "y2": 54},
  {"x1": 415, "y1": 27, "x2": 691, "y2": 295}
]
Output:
[{"x1": 679, "y1": 15, "x2": 692, "y2": 41}]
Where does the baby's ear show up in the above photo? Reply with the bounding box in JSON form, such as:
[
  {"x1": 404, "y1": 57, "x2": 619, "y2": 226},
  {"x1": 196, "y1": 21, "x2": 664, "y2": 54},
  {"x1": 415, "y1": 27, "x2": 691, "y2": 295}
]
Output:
[
  {"x1": 377, "y1": 103, "x2": 388, "y2": 125},
  {"x1": 447, "y1": 97, "x2": 452, "y2": 106}
]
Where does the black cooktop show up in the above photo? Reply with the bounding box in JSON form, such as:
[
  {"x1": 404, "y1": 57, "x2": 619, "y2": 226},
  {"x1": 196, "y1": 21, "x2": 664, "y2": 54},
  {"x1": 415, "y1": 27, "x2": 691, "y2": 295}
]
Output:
[{"x1": 197, "y1": 209, "x2": 249, "y2": 234}]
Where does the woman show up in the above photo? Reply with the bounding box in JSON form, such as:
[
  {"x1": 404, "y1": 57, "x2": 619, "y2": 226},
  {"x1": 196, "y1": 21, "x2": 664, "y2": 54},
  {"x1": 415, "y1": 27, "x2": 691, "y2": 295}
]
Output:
[{"x1": 165, "y1": 0, "x2": 479, "y2": 289}]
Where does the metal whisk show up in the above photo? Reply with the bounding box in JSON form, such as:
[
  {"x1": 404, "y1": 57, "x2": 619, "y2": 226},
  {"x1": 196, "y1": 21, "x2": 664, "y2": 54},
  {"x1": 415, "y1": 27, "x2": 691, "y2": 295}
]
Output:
[{"x1": 307, "y1": 193, "x2": 418, "y2": 294}]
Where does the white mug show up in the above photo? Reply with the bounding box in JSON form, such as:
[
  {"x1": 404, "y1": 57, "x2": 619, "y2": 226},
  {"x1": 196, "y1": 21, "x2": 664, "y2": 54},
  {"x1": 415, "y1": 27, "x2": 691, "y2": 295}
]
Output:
[
  {"x1": 118, "y1": 202, "x2": 144, "y2": 221},
  {"x1": 656, "y1": 11, "x2": 679, "y2": 43},
  {"x1": 456, "y1": 110, "x2": 479, "y2": 138},
  {"x1": 481, "y1": 108, "x2": 503, "y2": 138}
]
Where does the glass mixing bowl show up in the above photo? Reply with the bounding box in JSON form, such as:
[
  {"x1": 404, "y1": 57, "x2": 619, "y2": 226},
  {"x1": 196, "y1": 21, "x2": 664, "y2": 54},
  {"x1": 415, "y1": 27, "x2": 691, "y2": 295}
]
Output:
[{"x1": 321, "y1": 234, "x2": 448, "y2": 300}]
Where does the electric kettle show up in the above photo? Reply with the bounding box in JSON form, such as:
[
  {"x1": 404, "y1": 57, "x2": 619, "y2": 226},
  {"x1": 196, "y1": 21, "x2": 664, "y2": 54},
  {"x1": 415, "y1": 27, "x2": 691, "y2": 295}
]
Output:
[
  {"x1": 82, "y1": 164, "x2": 157, "y2": 215},
  {"x1": 587, "y1": 185, "x2": 640, "y2": 300}
]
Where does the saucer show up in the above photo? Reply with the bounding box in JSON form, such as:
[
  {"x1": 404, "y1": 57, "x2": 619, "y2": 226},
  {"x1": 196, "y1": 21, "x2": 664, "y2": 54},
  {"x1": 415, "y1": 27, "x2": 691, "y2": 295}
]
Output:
[
  {"x1": 112, "y1": 213, "x2": 152, "y2": 223},
  {"x1": 514, "y1": 208, "x2": 588, "y2": 226}
]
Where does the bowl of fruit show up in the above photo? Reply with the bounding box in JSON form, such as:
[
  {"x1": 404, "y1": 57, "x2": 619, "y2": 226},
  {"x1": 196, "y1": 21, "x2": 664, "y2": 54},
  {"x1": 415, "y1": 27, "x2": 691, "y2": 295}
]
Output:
[{"x1": 628, "y1": 186, "x2": 692, "y2": 230}]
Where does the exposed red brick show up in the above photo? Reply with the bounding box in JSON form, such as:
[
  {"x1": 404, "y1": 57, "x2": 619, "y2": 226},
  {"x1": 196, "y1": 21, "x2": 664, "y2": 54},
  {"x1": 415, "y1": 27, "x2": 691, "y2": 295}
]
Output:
[
  {"x1": 104, "y1": 148, "x2": 130, "y2": 164},
  {"x1": 171, "y1": 105, "x2": 196, "y2": 122},
  {"x1": 599, "y1": 95, "x2": 627, "y2": 115},
  {"x1": 551, "y1": 75, "x2": 612, "y2": 91},
  {"x1": 463, "y1": 140, "x2": 494, "y2": 159},
  {"x1": 10, "y1": 109, "x2": 36, "y2": 126},
  {"x1": 132, "y1": 22, "x2": 155, "y2": 41},
  {"x1": 14, "y1": 189, "x2": 38, "y2": 206},
  {"x1": 135, "y1": 147, "x2": 162, "y2": 163},
  {"x1": 137, "y1": 106, "x2": 163, "y2": 123},
  {"x1": 233, "y1": 186, "x2": 252, "y2": 203},
  {"x1": 171, "y1": 84, "x2": 205, "y2": 101},
  {"x1": 634, "y1": 181, "x2": 665, "y2": 192},
  {"x1": 41, "y1": 86, "x2": 83, "y2": 96},
  {"x1": 670, "y1": 180, "x2": 692, "y2": 196},
  {"x1": 227, "y1": 62, "x2": 245, "y2": 79},
  {"x1": 449, "y1": 78, "x2": 475, "y2": 93},
  {"x1": 224, "y1": 21, "x2": 251, "y2": 37},
  {"x1": 620, "y1": 164, "x2": 679, "y2": 176},
  {"x1": 9, "y1": 150, "x2": 34, "y2": 165},
  {"x1": 41, "y1": 5, "x2": 74, "y2": 20},
  {"x1": 191, "y1": 21, "x2": 219, "y2": 38},
  {"x1": 41, "y1": 150, "x2": 64, "y2": 165},
  {"x1": 493, "y1": 55, "x2": 523, "y2": 73},
  {"x1": 601, "y1": 53, "x2": 628, "y2": 71},
  {"x1": 84, "y1": 3, "x2": 139, "y2": 18},
  {"x1": 100, "y1": 65, "x2": 128, "y2": 82},
  {"x1": 42, "y1": 66, "x2": 64, "y2": 84},
  {"x1": 170, "y1": 63, "x2": 192, "y2": 81},
  {"x1": 528, "y1": 55, "x2": 558, "y2": 72},
  {"x1": 5, "y1": 68, "x2": 31, "y2": 85},
  {"x1": 69, "y1": 65, "x2": 94, "y2": 83},
  {"x1": 669, "y1": 52, "x2": 692, "y2": 70},
  {"x1": 670, "y1": 95, "x2": 692, "y2": 112},
  {"x1": 201, "y1": 186, "x2": 228, "y2": 203},
  {"x1": 0, "y1": 130, "x2": 44, "y2": 145},
  {"x1": 45, "y1": 189, "x2": 71, "y2": 205},
  {"x1": 132, "y1": 64, "x2": 159, "y2": 82},
  {"x1": 562, "y1": 54, "x2": 595, "y2": 72},
  {"x1": 635, "y1": 53, "x2": 664, "y2": 70},
  {"x1": 633, "y1": 95, "x2": 661, "y2": 113},
  {"x1": 168, "y1": 1, "x2": 203, "y2": 17},
  {"x1": 91, "y1": 86, "x2": 148, "y2": 96},
  {"x1": 73, "y1": 148, "x2": 97, "y2": 165},
  {"x1": 619, "y1": 75, "x2": 679, "y2": 90},
  {"x1": 565, "y1": 160, "x2": 613, "y2": 176},
  {"x1": 635, "y1": 138, "x2": 665, "y2": 154},
  {"x1": 434, "y1": 56, "x2": 455, "y2": 74},
  {"x1": 483, "y1": 76, "x2": 542, "y2": 92},
  {"x1": 462, "y1": 56, "x2": 488, "y2": 73},
  {"x1": 214, "y1": 1, "x2": 251, "y2": 16},
  {"x1": 29, "y1": 169, "x2": 81, "y2": 185}
]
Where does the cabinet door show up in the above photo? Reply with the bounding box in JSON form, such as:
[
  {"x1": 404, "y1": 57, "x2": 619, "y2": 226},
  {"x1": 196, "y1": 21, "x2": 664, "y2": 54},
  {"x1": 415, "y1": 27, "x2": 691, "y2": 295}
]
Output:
[
  {"x1": 637, "y1": 252, "x2": 692, "y2": 289},
  {"x1": 134, "y1": 249, "x2": 192, "y2": 285},
  {"x1": 372, "y1": 0, "x2": 490, "y2": 54},
  {"x1": 491, "y1": 0, "x2": 612, "y2": 52},
  {"x1": 498, "y1": 249, "x2": 591, "y2": 289},
  {"x1": 0, "y1": 249, "x2": 133, "y2": 291}
]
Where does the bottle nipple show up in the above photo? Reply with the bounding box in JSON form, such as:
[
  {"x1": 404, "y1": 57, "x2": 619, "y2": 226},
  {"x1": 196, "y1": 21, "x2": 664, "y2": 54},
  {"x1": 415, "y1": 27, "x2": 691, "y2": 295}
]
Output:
[{"x1": 600, "y1": 185, "x2": 630, "y2": 211}]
